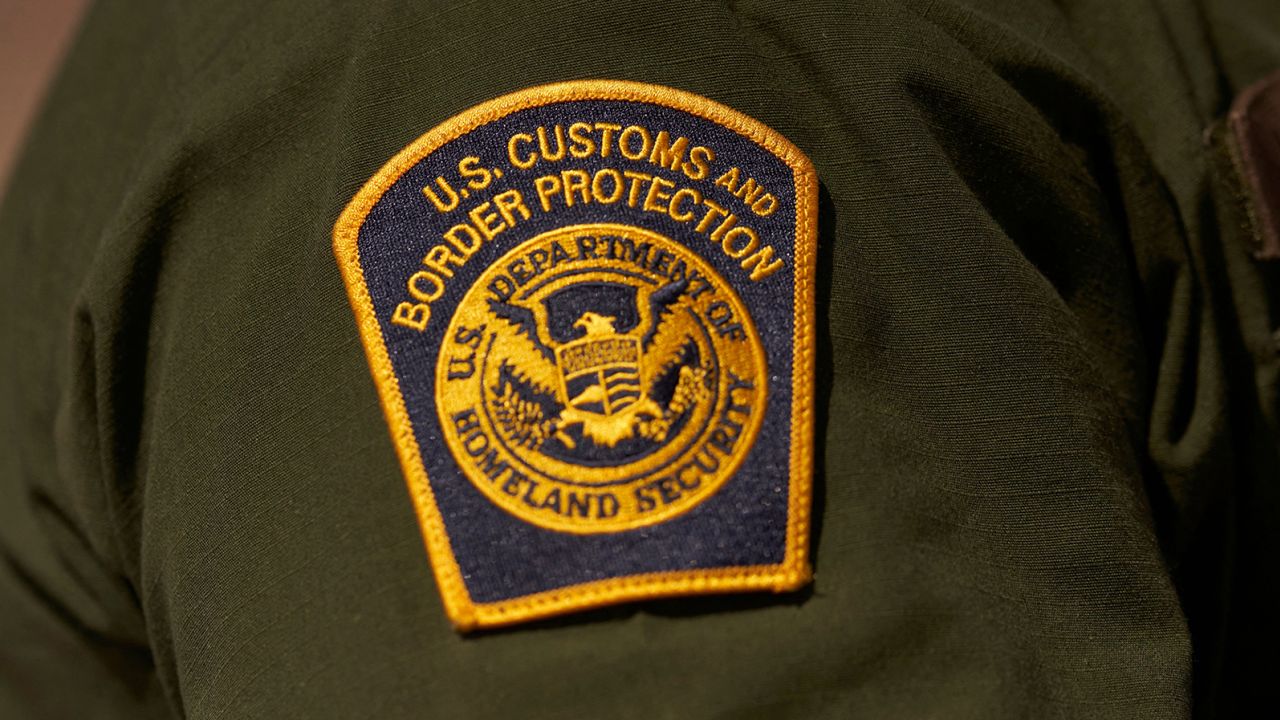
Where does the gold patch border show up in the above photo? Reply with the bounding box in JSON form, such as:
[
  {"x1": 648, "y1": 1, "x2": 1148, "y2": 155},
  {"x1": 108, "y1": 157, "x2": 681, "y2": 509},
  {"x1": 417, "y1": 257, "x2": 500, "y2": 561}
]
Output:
[{"x1": 333, "y1": 79, "x2": 817, "y2": 632}]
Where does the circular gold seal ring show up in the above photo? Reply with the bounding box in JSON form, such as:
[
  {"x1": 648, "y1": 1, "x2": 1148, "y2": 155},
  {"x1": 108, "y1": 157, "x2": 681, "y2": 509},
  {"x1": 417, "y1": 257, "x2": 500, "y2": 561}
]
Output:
[{"x1": 437, "y1": 223, "x2": 767, "y2": 533}]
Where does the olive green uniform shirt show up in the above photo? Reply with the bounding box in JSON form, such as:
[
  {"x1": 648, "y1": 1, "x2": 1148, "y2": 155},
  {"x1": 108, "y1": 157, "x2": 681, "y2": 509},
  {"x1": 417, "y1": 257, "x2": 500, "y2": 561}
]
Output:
[{"x1": 2, "y1": 0, "x2": 1278, "y2": 717}]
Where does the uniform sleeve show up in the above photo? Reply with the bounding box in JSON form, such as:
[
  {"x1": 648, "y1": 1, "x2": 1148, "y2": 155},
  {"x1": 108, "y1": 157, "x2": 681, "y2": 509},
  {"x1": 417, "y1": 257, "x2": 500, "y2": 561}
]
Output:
[
  {"x1": 0, "y1": 2, "x2": 176, "y2": 716},
  {"x1": 2, "y1": 0, "x2": 1277, "y2": 718}
]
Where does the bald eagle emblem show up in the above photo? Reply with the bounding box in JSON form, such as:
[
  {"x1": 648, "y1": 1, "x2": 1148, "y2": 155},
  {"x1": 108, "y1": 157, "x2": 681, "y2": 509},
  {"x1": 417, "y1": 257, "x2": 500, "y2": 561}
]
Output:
[
  {"x1": 487, "y1": 275, "x2": 712, "y2": 459},
  {"x1": 435, "y1": 223, "x2": 768, "y2": 533}
]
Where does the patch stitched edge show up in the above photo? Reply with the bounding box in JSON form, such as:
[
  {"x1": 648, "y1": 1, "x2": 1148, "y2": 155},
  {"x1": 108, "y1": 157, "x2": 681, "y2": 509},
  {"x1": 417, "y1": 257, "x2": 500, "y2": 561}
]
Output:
[{"x1": 333, "y1": 79, "x2": 817, "y2": 631}]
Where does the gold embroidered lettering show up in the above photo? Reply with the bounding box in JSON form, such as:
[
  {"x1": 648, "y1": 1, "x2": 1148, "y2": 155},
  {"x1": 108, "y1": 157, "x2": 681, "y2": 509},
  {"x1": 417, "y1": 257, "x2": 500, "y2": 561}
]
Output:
[
  {"x1": 507, "y1": 133, "x2": 537, "y2": 169},
  {"x1": 391, "y1": 302, "x2": 430, "y2": 331},
  {"x1": 618, "y1": 125, "x2": 652, "y2": 160}
]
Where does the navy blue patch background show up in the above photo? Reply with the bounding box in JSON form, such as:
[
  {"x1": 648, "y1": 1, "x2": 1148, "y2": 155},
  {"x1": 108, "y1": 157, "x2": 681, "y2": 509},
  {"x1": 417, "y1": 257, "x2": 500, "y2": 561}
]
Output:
[{"x1": 357, "y1": 99, "x2": 798, "y2": 603}]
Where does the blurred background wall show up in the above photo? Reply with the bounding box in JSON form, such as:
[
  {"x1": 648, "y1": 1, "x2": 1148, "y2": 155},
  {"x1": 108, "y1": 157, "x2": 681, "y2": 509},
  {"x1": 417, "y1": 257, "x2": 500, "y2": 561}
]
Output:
[{"x1": 0, "y1": 0, "x2": 90, "y2": 196}]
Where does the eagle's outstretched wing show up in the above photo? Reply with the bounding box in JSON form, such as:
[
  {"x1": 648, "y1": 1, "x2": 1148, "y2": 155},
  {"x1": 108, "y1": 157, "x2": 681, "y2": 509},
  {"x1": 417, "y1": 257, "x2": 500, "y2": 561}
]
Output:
[
  {"x1": 487, "y1": 298, "x2": 562, "y2": 397},
  {"x1": 640, "y1": 277, "x2": 689, "y2": 351},
  {"x1": 488, "y1": 299, "x2": 555, "y2": 361},
  {"x1": 641, "y1": 278, "x2": 699, "y2": 393}
]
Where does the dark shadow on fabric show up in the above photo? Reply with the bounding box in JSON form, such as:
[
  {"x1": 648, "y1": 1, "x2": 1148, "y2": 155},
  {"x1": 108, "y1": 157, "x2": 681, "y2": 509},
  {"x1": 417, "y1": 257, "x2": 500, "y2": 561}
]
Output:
[
  {"x1": 1186, "y1": 184, "x2": 1280, "y2": 720},
  {"x1": 807, "y1": 183, "x2": 837, "y2": 570},
  {"x1": 1, "y1": 543, "x2": 160, "y2": 698},
  {"x1": 466, "y1": 585, "x2": 819, "y2": 638}
]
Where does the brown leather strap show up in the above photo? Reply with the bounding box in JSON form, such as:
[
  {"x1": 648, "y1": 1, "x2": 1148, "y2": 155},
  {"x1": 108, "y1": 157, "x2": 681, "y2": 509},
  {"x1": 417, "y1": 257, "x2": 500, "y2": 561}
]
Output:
[{"x1": 1229, "y1": 69, "x2": 1280, "y2": 260}]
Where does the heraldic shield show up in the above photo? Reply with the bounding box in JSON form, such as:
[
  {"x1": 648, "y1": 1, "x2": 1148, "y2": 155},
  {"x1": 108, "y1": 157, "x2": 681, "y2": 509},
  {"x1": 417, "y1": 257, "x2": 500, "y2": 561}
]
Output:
[{"x1": 548, "y1": 283, "x2": 648, "y2": 435}]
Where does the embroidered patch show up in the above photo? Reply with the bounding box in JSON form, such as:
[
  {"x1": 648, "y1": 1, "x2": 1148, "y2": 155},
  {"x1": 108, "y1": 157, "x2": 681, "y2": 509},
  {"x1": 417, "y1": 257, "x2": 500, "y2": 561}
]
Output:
[{"x1": 334, "y1": 80, "x2": 817, "y2": 631}]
